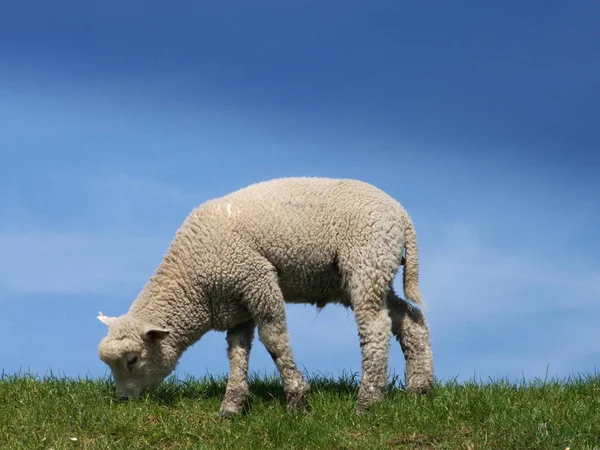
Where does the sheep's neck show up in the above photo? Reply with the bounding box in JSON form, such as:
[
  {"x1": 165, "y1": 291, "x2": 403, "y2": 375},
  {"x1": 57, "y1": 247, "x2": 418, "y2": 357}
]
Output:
[
  {"x1": 127, "y1": 217, "x2": 215, "y2": 352},
  {"x1": 128, "y1": 268, "x2": 212, "y2": 353}
]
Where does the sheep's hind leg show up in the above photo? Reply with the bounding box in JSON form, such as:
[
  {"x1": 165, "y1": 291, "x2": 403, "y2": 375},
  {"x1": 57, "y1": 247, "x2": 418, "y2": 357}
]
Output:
[
  {"x1": 243, "y1": 269, "x2": 310, "y2": 413},
  {"x1": 387, "y1": 289, "x2": 434, "y2": 394},
  {"x1": 219, "y1": 319, "x2": 255, "y2": 418},
  {"x1": 348, "y1": 275, "x2": 393, "y2": 413}
]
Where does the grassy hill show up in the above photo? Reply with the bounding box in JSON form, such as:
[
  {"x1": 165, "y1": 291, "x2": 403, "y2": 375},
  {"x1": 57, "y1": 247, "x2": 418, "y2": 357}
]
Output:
[{"x1": 1, "y1": 371, "x2": 599, "y2": 449}]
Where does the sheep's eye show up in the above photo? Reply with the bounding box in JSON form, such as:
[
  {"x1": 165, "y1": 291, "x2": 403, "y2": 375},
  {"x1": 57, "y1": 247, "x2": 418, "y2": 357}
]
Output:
[{"x1": 127, "y1": 356, "x2": 138, "y2": 366}]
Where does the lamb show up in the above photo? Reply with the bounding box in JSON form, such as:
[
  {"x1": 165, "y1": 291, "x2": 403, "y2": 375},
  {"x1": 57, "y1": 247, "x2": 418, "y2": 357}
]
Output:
[{"x1": 97, "y1": 176, "x2": 434, "y2": 416}]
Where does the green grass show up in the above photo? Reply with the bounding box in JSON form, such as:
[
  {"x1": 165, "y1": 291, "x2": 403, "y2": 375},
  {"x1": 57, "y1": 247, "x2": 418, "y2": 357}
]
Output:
[{"x1": 1, "y1": 370, "x2": 599, "y2": 449}]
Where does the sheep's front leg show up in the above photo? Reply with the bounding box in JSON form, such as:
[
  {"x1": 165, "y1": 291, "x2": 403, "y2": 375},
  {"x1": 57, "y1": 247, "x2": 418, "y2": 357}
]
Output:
[
  {"x1": 243, "y1": 268, "x2": 310, "y2": 413},
  {"x1": 386, "y1": 290, "x2": 434, "y2": 394},
  {"x1": 257, "y1": 318, "x2": 310, "y2": 412},
  {"x1": 219, "y1": 320, "x2": 255, "y2": 418}
]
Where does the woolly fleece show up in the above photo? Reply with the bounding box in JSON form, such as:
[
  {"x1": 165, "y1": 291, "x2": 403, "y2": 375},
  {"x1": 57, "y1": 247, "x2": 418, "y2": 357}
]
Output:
[{"x1": 97, "y1": 177, "x2": 434, "y2": 415}]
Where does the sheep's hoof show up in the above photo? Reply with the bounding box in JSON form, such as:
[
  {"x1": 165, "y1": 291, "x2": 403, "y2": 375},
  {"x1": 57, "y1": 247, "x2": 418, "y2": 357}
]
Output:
[
  {"x1": 407, "y1": 385, "x2": 433, "y2": 396},
  {"x1": 355, "y1": 395, "x2": 378, "y2": 415},
  {"x1": 219, "y1": 409, "x2": 240, "y2": 419},
  {"x1": 406, "y1": 374, "x2": 434, "y2": 395},
  {"x1": 356, "y1": 385, "x2": 385, "y2": 414},
  {"x1": 285, "y1": 388, "x2": 310, "y2": 414},
  {"x1": 287, "y1": 395, "x2": 309, "y2": 412},
  {"x1": 219, "y1": 388, "x2": 249, "y2": 418},
  {"x1": 286, "y1": 395, "x2": 309, "y2": 414},
  {"x1": 287, "y1": 404, "x2": 309, "y2": 415},
  {"x1": 354, "y1": 403, "x2": 369, "y2": 415},
  {"x1": 282, "y1": 379, "x2": 311, "y2": 413},
  {"x1": 218, "y1": 402, "x2": 245, "y2": 418},
  {"x1": 355, "y1": 395, "x2": 385, "y2": 415}
]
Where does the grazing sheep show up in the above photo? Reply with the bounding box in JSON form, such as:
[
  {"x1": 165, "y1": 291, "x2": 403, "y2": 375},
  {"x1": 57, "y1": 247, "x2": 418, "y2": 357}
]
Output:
[{"x1": 97, "y1": 176, "x2": 434, "y2": 415}]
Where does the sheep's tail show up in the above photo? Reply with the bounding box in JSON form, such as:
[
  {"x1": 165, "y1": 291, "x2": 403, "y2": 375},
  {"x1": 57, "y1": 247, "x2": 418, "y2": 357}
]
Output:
[{"x1": 401, "y1": 212, "x2": 425, "y2": 307}]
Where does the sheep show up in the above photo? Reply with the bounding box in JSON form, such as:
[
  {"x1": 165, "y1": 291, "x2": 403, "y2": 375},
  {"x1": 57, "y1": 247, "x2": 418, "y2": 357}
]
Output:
[{"x1": 97, "y1": 176, "x2": 434, "y2": 416}]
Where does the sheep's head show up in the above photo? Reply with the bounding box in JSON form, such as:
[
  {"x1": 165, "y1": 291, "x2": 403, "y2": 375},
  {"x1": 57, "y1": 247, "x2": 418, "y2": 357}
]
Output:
[{"x1": 97, "y1": 312, "x2": 176, "y2": 399}]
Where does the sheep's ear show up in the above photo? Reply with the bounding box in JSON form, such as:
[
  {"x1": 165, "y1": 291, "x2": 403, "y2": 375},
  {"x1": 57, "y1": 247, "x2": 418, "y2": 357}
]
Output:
[
  {"x1": 141, "y1": 326, "x2": 170, "y2": 343},
  {"x1": 97, "y1": 311, "x2": 118, "y2": 327}
]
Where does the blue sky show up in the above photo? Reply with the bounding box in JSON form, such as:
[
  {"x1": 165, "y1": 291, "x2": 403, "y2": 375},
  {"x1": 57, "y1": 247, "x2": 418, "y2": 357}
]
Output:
[{"x1": 1, "y1": 0, "x2": 599, "y2": 385}]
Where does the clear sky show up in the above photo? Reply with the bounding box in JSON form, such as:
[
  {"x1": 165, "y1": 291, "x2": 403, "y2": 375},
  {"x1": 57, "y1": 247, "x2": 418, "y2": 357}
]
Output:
[{"x1": 1, "y1": 0, "x2": 598, "y2": 385}]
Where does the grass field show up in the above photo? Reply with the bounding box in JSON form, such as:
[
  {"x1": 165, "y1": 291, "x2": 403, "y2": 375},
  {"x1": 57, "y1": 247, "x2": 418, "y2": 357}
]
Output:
[{"x1": 1, "y1": 370, "x2": 599, "y2": 449}]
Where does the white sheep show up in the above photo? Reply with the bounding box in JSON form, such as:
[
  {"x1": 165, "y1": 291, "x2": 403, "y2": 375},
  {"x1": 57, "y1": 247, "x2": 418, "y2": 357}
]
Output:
[{"x1": 97, "y1": 176, "x2": 434, "y2": 415}]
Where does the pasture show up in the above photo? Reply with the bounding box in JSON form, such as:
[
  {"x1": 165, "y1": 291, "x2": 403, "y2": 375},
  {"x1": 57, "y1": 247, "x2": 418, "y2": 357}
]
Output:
[{"x1": 2, "y1": 371, "x2": 599, "y2": 449}]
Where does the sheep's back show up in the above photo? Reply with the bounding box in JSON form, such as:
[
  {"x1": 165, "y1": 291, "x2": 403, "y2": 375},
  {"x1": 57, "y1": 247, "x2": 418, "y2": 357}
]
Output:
[{"x1": 215, "y1": 177, "x2": 404, "y2": 279}]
